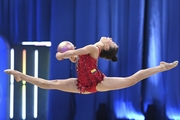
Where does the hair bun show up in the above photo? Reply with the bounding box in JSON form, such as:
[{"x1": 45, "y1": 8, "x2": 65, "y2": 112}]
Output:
[{"x1": 111, "y1": 56, "x2": 118, "y2": 62}]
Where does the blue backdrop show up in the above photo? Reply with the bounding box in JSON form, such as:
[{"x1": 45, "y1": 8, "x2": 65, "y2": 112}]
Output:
[
  {"x1": 0, "y1": 36, "x2": 9, "y2": 120},
  {"x1": 0, "y1": 0, "x2": 179, "y2": 120}
]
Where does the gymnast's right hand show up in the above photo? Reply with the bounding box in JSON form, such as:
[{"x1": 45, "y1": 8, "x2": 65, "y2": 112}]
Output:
[{"x1": 55, "y1": 52, "x2": 64, "y2": 61}]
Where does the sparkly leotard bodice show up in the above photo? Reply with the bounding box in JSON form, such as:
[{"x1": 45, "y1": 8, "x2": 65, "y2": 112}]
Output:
[{"x1": 76, "y1": 48, "x2": 105, "y2": 93}]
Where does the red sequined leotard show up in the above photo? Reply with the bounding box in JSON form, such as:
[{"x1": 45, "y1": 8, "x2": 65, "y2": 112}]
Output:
[{"x1": 76, "y1": 47, "x2": 105, "y2": 93}]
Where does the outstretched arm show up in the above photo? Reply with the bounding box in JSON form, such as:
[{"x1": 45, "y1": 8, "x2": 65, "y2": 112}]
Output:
[{"x1": 56, "y1": 45, "x2": 97, "y2": 60}]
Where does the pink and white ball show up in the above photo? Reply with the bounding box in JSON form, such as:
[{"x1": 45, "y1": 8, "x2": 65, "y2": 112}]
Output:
[{"x1": 57, "y1": 41, "x2": 74, "y2": 53}]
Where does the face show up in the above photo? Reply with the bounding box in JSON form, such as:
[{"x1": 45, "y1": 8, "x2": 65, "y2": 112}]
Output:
[{"x1": 100, "y1": 37, "x2": 118, "y2": 49}]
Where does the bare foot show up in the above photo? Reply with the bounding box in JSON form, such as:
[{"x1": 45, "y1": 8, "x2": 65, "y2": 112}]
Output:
[
  {"x1": 4, "y1": 69, "x2": 22, "y2": 82},
  {"x1": 160, "y1": 61, "x2": 178, "y2": 71}
]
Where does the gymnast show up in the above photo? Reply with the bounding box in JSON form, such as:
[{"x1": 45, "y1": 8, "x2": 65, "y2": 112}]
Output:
[{"x1": 4, "y1": 37, "x2": 178, "y2": 94}]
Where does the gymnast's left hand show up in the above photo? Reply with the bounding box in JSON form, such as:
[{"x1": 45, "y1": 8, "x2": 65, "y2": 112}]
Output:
[{"x1": 69, "y1": 55, "x2": 78, "y2": 63}]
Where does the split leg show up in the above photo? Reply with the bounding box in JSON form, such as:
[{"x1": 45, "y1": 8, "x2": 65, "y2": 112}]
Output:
[
  {"x1": 96, "y1": 61, "x2": 178, "y2": 92},
  {"x1": 4, "y1": 69, "x2": 90, "y2": 94}
]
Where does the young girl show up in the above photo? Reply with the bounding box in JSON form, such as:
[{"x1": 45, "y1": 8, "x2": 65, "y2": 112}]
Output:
[{"x1": 4, "y1": 37, "x2": 178, "y2": 94}]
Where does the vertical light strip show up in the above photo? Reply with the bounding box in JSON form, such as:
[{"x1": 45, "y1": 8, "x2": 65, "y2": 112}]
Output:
[
  {"x1": 34, "y1": 50, "x2": 38, "y2": 118},
  {"x1": 22, "y1": 50, "x2": 26, "y2": 120},
  {"x1": 10, "y1": 49, "x2": 14, "y2": 119}
]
